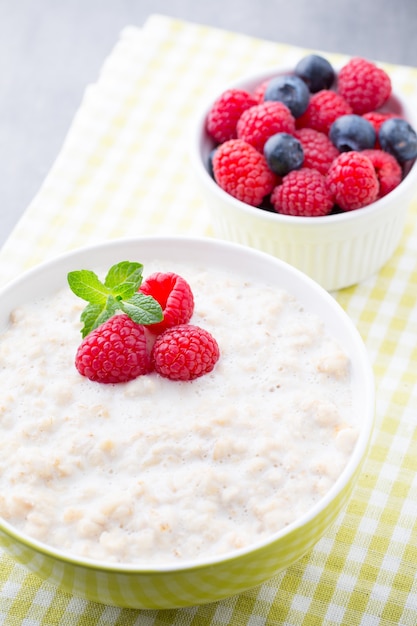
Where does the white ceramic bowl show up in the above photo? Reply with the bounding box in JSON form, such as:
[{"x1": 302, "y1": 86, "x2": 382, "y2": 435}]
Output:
[
  {"x1": 191, "y1": 67, "x2": 417, "y2": 291},
  {"x1": 0, "y1": 236, "x2": 374, "y2": 609}
]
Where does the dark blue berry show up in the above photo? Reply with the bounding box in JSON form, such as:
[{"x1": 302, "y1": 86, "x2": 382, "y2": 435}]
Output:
[
  {"x1": 207, "y1": 148, "x2": 218, "y2": 178},
  {"x1": 263, "y1": 133, "x2": 304, "y2": 176},
  {"x1": 378, "y1": 118, "x2": 417, "y2": 162},
  {"x1": 264, "y1": 75, "x2": 310, "y2": 118},
  {"x1": 294, "y1": 54, "x2": 335, "y2": 93},
  {"x1": 259, "y1": 196, "x2": 276, "y2": 213},
  {"x1": 329, "y1": 114, "x2": 376, "y2": 152}
]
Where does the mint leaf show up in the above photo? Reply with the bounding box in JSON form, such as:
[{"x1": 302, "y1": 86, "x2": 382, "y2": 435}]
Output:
[
  {"x1": 119, "y1": 293, "x2": 163, "y2": 326},
  {"x1": 104, "y1": 262, "x2": 144, "y2": 300},
  {"x1": 80, "y1": 297, "x2": 119, "y2": 338},
  {"x1": 67, "y1": 270, "x2": 110, "y2": 305},
  {"x1": 68, "y1": 261, "x2": 164, "y2": 336}
]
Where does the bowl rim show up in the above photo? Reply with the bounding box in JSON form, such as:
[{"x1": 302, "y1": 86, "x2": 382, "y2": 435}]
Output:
[
  {"x1": 0, "y1": 235, "x2": 375, "y2": 574},
  {"x1": 190, "y1": 64, "x2": 417, "y2": 227}
]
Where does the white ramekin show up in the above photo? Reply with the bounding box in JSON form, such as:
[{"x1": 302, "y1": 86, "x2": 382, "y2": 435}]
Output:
[{"x1": 190, "y1": 66, "x2": 417, "y2": 291}]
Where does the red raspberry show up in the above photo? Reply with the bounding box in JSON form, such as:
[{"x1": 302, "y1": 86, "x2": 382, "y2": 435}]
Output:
[
  {"x1": 75, "y1": 314, "x2": 150, "y2": 384},
  {"x1": 206, "y1": 89, "x2": 257, "y2": 143},
  {"x1": 252, "y1": 79, "x2": 270, "y2": 103},
  {"x1": 326, "y1": 151, "x2": 379, "y2": 211},
  {"x1": 337, "y1": 57, "x2": 392, "y2": 115},
  {"x1": 296, "y1": 90, "x2": 352, "y2": 134},
  {"x1": 270, "y1": 168, "x2": 334, "y2": 217},
  {"x1": 236, "y1": 101, "x2": 296, "y2": 152},
  {"x1": 151, "y1": 324, "x2": 220, "y2": 381},
  {"x1": 139, "y1": 272, "x2": 194, "y2": 335},
  {"x1": 294, "y1": 128, "x2": 339, "y2": 175},
  {"x1": 213, "y1": 139, "x2": 278, "y2": 206},
  {"x1": 361, "y1": 149, "x2": 403, "y2": 198}
]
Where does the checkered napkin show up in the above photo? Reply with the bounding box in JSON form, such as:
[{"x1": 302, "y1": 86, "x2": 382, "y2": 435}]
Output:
[{"x1": 1, "y1": 14, "x2": 417, "y2": 626}]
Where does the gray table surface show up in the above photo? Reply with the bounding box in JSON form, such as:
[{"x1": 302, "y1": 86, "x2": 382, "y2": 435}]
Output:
[{"x1": 1, "y1": 0, "x2": 416, "y2": 248}]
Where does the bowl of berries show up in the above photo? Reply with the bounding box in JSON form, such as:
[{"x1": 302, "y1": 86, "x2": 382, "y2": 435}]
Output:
[
  {"x1": 0, "y1": 236, "x2": 374, "y2": 608},
  {"x1": 191, "y1": 54, "x2": 417, "y2": 291}
]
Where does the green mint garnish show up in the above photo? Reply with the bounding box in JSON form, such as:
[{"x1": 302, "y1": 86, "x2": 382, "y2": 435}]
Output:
[{"x1": 67, "y1": 261, "x2": 163, "y2": 337}]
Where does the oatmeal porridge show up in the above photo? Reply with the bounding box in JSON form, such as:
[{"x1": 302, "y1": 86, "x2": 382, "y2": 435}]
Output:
[{"x1": 0, "y1": 261, "x2": 358, "y2": 564}]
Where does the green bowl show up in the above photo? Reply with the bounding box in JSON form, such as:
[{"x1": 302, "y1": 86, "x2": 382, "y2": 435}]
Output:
[{"x1": 0, "y1": 236, "x2": 374, "y2": 609}]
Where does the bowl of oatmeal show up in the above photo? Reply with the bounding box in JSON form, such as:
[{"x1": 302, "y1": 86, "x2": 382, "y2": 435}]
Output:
[
  {"x1": 190, "y1": 54, "x2": 417, "y2": 291},
  {"x1": 0, "y1": 236, "x2": 374, "y2": 609}
]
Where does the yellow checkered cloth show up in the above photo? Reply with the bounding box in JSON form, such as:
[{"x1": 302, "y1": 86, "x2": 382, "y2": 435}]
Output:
[{"x1": 1, "y1": 13, "x2": 417, "y2": 625}]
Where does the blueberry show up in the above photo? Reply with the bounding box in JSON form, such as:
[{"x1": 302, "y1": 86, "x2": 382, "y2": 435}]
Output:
[
  {"x1": 264, "y1": 74, "x2": 310, "y2": 118},
  {"x1": 207, "y1": 147, "x2": 218, "y2": 178},
  {"x1": 263, "y1": 132, "x2": 304, "y2": 176},
  {"x1": 294, "y1": 54, "x2": 335, "y2": 93},
  {"x1": 379, "y1": 118, "x2": 417, "y2": 162},
  {"x1": 258, "y1": 196, "x2": 276, "y2": 213},
  {"x1": 329, "y1": 114, "x2": 376, "y2": 152}
]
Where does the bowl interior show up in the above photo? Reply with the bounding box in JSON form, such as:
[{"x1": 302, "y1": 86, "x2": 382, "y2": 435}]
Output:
[{"x1": 192, "y1": 66, "x2": 417, "y2": 226}]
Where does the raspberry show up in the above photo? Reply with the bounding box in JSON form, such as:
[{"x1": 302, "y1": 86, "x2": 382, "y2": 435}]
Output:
[
  {"x1": 270, "y1": 168, "x2": 334, "y2": 217},
  {"x1": 296, "y1": 90, "x2": 352, "y2": 134},
  {"x1": 326, "y1": 151, "x2": 379, "y2": 211},
  {"x1": 206, "y1": 89, "x2": 257, "y2": 144},
  {"x1": 139, "y1": 272, "x2": 194, "y2": 335},
  {"x1": 361, "y1": 149, "x2": 403, "y2": 197},
  {"x1": 151, "y1": 324, "x2": 220, "y2": 381},
  {"x1": 253, "y1": 79, "x2": 270, "y2": 102},
  {"x1": 213, "y1": 139, "x2": 278, "y2": 206},
  {"x1": 294, "y1": 128, "x2": 339, "y2": 175},
  {"x1": 75, "y1": 314, "x2": 150, "y2": 384},
  {"x1": 337, "y1": 57, "x2": 391, "y2": 115},
  {"x1": 236, "y1": 101, "x2": 296, "y2": 152}
]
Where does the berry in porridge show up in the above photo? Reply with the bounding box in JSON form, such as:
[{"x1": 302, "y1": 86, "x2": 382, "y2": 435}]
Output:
[{"x1": 68, "y1": 261, "x2": 219, "y2": 383}]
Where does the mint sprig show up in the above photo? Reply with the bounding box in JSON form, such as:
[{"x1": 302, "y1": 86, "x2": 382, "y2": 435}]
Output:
[{"x1": 67, "y1": 261, "x2": 163, "y2": 337}]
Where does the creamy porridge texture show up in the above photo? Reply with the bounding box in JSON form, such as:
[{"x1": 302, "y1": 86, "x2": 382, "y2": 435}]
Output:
[{"x1": 0, "y1": 261, "x2": 357, "y2": 564}]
